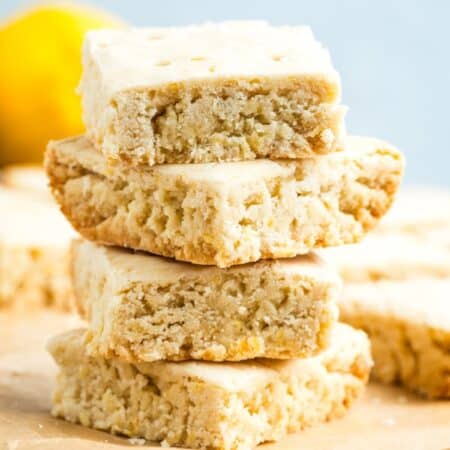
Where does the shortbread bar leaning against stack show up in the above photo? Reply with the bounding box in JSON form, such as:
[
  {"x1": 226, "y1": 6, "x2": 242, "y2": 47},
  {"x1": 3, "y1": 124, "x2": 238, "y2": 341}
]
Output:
[
  {"x1": 79, "y1": 22, "x2": 345, "y2": 165},
  {"x1": 72, "y1": 240, "x2": 340, "y2": 362},
  {"x1": 48, "y1": 323, "x2": 371, "y2": 450},
  {"x1": 46, "y1": 135, "x2": 403, "y2": 267}
]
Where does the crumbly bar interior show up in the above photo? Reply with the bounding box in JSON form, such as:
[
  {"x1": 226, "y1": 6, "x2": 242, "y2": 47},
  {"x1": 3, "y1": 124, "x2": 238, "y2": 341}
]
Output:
[
  {"x1": 46, "y1": 136, "x2": 403, "y2": 267},
  {"x1": 86, "y1": 81, "x2": 345, "y2": 165},
  {"x1": 73, "y1": 242, "x2": 340, "y2": 362},
  {"x1": 48, "y1": 324, "x2": 371, "y2": 450},
  {"x1": 81, "y1": 22, "x2": 344, "y2": 164}
]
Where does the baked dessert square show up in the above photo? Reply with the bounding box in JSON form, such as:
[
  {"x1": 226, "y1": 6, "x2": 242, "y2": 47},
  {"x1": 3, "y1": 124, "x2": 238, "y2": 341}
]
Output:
[
  {"x1": 339, "y1": 280, "x2": 450, "y2": 398},
  {"x1": 80, "y1": 21, "x2": 346, "y2": 165},
  {"x1": 48, "y1": 323, "x2": 371, "y2": 450},
  {"x1": 72, "y1": 240, "x2": 340, "y2": 362},
  {"x1": 0, "y1": 186, "x2": 75, "y2": 311},
  {"x1": 46, "y1": 135, "x2": 403, "y2": 267}
]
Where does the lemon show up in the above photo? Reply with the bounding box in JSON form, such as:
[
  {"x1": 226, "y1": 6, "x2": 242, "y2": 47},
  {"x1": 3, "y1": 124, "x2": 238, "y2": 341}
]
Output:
[{"x1": 0, "y1": 4, "x2": 123, "y2": 165}]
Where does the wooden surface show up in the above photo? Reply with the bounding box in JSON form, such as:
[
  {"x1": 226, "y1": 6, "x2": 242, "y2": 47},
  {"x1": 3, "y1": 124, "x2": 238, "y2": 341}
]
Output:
[{"x1": 0, "y1": 312, "x2": 449, "y2": 450}]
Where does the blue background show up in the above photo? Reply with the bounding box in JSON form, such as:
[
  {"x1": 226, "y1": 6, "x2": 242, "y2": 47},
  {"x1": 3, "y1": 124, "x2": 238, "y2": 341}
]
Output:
[{"x1": 2, "y1": 0, "x2": 449, "y2": 186}]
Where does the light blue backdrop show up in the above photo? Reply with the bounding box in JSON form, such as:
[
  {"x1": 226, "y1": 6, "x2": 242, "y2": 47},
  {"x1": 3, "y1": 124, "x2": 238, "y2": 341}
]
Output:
[{"x1": 2, "y1": 0, "x2": 449, "y2": 186}]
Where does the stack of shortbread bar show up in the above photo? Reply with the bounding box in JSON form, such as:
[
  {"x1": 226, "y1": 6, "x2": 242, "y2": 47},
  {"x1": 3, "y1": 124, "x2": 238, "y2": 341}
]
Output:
[{"x1": 44, "y1": 22, "x2": 404, "y2": 449}]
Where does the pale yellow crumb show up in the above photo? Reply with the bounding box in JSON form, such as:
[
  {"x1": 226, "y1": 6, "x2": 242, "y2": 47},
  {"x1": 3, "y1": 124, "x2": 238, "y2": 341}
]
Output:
[
  {"x1": 45, "y1": 135, "x2": 403, "y2": 267},
  {"x1": 48, "y1": 323, "x2": 371, "y2": 450},
  {"x1": 72, "y1": 240, "x2": 340, "y2": 362}
]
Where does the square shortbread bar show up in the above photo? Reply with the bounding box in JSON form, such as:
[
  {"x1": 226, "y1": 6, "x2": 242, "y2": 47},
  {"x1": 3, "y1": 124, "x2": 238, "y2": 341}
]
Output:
[
  {"x1": 0, "y1": 186, "x2": 75, "y2": 311},
  {"x1": 339, "y1": 280, "x2": 450, "y2": 398},
  {"x1": 48, "y1": 323, "x2": 371, "y2": 450},
  {"x1": 80, "y1": 21, "x2": 346, "y2": 165},
  {"x1": 45, "y1": 135, "x2": 403, "y2": 267},
  {"x1": 72, "y1": 240, "x2": 340, "y2": 362},
  {"x1": 321, "y1": 233, "x2": 450, "y2": 282}
]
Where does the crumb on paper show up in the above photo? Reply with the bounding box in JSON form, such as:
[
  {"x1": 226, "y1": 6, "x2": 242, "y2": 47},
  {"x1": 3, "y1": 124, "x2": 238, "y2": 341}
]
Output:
[
  {"x1": 38, "y1": 424, "x2": 43, "y2": 429},
  {"x1": 128, "y1": 438, "x2": 146, "y2": 446}
]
